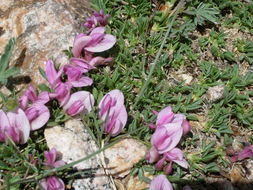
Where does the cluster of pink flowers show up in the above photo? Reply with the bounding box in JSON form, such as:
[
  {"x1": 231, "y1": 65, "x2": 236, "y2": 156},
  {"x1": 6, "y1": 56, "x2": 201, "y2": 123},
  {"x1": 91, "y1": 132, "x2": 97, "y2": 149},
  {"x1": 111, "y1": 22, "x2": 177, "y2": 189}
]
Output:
[
  {"x1": 147, "y1": 106, "x2": 191, "y2": 189},
  {"x1": 0, "y1": 10, "x2": 125, "y2": 146}
]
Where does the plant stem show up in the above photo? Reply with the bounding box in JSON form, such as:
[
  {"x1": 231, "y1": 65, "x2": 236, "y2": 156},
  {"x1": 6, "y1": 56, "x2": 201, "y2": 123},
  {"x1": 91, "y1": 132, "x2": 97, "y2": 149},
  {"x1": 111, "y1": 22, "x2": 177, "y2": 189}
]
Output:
[{"x1": 132, "y1": 0, "x2": 185, "y2": 109}]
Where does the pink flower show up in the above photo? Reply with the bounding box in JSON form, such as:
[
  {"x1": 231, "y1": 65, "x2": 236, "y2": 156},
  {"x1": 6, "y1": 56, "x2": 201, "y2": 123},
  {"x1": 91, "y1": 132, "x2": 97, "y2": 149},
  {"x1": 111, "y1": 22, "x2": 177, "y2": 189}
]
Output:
[
  {"x1": 63, "y1": 91, "x2": 94, "y2": 116},
  {"x1": 163, "y1": 148, "x2": 188, "y2": 174},
  {"x1": 64, "y1": 64, "x2": 93, "y2": 87},
  {"x1": 44, "y1": 148, "x2": 65, "y2": 169},
  {"x1": 156, "y1": 106, "x2": 175, "y2": 127},
  {"x1": 19, "y1": 85, "x2": 50, "y2": 110},
  {"x1": 98, "y1": 89, "x2": 127, "y2": 136},
  {"x1": 84, "y1": 10, "x2": 110, "y2": 29},
  {"x1": 0, "y1": 109, "x2": 30, "y2": 144},
  {"x1": 45, "y1": 60, "x2": 63, "y2": 88},
  {"x1": 151, "y1": 123, "x2": 183, "y2": 154},
  {"x1": 149, "y1": 175, "x2": 173, "y2": 190},
  {"x1": 40, "y1": 176, "x2": 65, "y2": 190},
  {"x1": 49, "y1": 82, "x2": 71, "y2": 106},
  {"x1": 151, "y1": 148, "x2": 188, "y2": 174},
  {"x1": 150, "y1": 106, "x2": 191, "y2": 135},
  {"x1": 69, "y1": 58, "x2": 93, "y2": 73},
  {"x1": 72, "y1": 27, "x2": 116, "y2": 57},
  {"x1": 70, "y1": 55, "x2": 114, "y2": 70},
  {"x1": 25, "y1": 103, "x2": 50, "y2": 131},
  {"x1": 164, "y1": 148, "x2": 188, "y2": 168},
  {"x1": 19, "y1": 86, "x2": 50, "y2": 131}
]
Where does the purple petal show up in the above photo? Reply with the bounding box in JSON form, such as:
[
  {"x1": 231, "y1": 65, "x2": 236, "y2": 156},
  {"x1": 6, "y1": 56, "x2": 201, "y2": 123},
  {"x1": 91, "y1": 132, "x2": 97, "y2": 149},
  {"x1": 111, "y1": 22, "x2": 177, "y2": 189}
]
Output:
[
  {"x1": 149, "y1": 175, "x2": 173, "y2": 190},
  {"x1": 156, "y1": 106, "x2": 174, "y2": 126},
  {"x1": 44, "y1": 148, "x2": 57, "y2": 166},
  {"x1": 182, "y1": 119, "x2": 191, "y2": 135},
  {"x1": 69, "y1": 76, "x2": 93, "y2": 87},
  {"x1": 90, "y1": 26, "x2": 105, "y2": 35},
  {"x1": 238, "y1": 146, "x2": 253, "y2": 160},
  {"x1": 109, "y1": 106, "x2": 127, "y2": 136},
  {"x1": 151, "y1": 126, "x2": 172, "y2": 153},
  {"x1": 88, "y1": 56, "x2": 114, "y2": 67},
  {"x1": 146, "y1": 146, "x2": 160, "y2": 163},
  {"x1": 155, "y1": 156, "x2": 166, "y2": 170},
  {"x1": 53, "y1": 160, "x2": 66, "y2": 168},
  {"x1": 37, "y1": 91, "x2": 50, "y2": 104},
  {"x1": 45, "y1": 60, "x2": 62, "y2": 87},
  {"x1": 24, "y1": 85, "x2": 38, "y2": 103},
  {"x1": 63, "y1": 91, "x2": 94, "y2": 115},
  {"x1": 0, "y1": 110, "x2": 10, "y2": 142},
  {"x1": 40, "y1": 176, "x2": 65, "y2": 190},
  {"x1": 72, "y1": 35, "x2": 92, "y2": 57},
  {"x1": 28, "y1": 104, "x2": 50, "y2": 131},
  {"x1": 7, "y1": 109, "x2": 30, "y2": 144},
  {"x1": 165, "y1": 148, "x2": 188, "y2": 169},
  {"x1": 99, "y1": 89, "x2": 124, "y2": 112},
  {"x1": 85, "y1": 34, "x2": 116, "y2": 52},
  {"x1": 163, "y1": 123, "x2": 183, "y2": 152},
  {"x1": 163, "y1": 161, "x2": 173, "y2": 175},
  {"x1": 173, "y1": 158, "x2": 188, "y2": 169},
  {"x1": 70, "y1": 58, "x2": 94, "y2": 71}
]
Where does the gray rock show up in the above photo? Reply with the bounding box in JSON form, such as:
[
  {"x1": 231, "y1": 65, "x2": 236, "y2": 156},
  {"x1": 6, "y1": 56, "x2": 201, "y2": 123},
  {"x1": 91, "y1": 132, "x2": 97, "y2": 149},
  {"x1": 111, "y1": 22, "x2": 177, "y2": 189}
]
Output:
[
  {"x1": 44, "y1": 119, "x2": 113, "y2": 190},
  {"x1": 0, "y1": 0, "x2": 90, "y2": 86},
  {"x1": 206, "y1": 85, "x2": 225, "y2": 103}
]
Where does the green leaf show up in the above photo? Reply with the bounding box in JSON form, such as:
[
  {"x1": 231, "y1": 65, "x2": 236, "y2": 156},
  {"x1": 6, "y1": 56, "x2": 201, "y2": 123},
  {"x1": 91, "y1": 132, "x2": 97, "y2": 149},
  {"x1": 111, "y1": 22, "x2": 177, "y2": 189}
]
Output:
[
  {"x1": 0, "y1": 67, "x2": 20, "y2": 79},
  {"x1": 0, "y1": 38, "x2": 15, "y2": 74},
  {"x1": 185, "y1": 3, "x2": 219, "y2": 26},
  {"x1": 39, "y1": 66, "x2": 46, "y2": 79},
  {"x1": 37, "y1": 84, "x2": 52, "y2": 92}
]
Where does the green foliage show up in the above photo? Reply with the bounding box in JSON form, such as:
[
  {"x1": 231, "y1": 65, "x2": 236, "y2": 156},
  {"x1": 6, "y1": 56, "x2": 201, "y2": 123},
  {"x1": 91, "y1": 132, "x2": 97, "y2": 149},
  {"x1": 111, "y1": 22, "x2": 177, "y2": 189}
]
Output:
[
  {"x1": 0, "y1": 38, "x2": 20, "y2": 85},
  {"x1": 235, "y1": 40, "x2": 253, "y2": 64},
  {"x1": 185, "y1": 3, "x2": 219, "y2": 26}
]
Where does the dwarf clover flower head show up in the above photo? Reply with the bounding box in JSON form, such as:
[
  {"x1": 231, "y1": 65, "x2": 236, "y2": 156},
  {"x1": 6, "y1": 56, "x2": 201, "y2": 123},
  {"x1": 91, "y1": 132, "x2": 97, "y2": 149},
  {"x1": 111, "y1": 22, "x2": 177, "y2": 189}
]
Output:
[
  {"x1": 40, "y1": 176, "x2": 65, "y2": 190},
  {"x1": 84, "y1": 9, "x2": 110, "y2": 29},
  {"x1": 155, "y1": 147, "x2": 188, "y2": 174},
  {"x1": 64, "y1": 64, "x2": 93, "y2": 88},
  {"x1": 72, "y1": 27, "x2": 116, "y2": 57},
  {"x1": 151, "y1": 123, "x2": 183, "y2": 154},
  {"x1": 19, "y1": 85, "x2": 50, "y2": 131},
  {"x1": 0, "y1": 109, "x2": 30, "y2": 144},
  {"x1": 98, "y1": 89, "x2": 127, "y2": 136},
  {"x1": 63, "y1": 91, "x2": 94, "y2": 116},
  {"x1": 44, "y1": 148, "x2": 65, "y2": 169},
  {"x1": 149, "y1": 175, "x2": 173, "y2": 190}
]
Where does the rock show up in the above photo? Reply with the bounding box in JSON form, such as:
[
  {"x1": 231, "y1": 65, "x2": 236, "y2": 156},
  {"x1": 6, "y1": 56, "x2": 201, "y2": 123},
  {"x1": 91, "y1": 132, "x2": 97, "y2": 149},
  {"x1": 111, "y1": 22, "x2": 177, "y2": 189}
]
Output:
[
  {"x1": 44, "y1": 119, "x2": 113, "y2": 190},
  {"x1": 104, "y1": 138, "x2": 148, "y2": 178},
  {"x1": 232, "y1": 137, "x2": 245, "y2": 152},
  {"x1": 125, "y1": 172, "x2": 153, "y2": 190},
  {"x1": 206, "y1": 85, "x2": 225, "y2": 103},
  {"x1": 179, "y1": 74, "x2": 193, "y2": 85},
  {"x1": 0, "y1": 0, "x2": 90, "y2": 86}
]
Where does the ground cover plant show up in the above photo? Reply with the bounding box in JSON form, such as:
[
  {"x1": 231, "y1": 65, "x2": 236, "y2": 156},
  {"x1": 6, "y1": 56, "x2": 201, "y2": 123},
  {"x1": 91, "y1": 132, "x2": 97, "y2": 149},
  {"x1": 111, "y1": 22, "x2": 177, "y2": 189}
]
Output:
[{"x1": 1, "y1": 0, "x2": 253, "y2": 189}]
